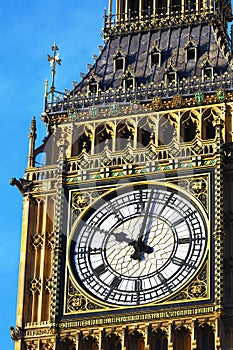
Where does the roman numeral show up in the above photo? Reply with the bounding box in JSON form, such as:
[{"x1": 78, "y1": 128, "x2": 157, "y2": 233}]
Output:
[
  {"x1": 158, "y1": 193, "x2": 174, "y2": 216},
  {"x1": 173, "y1": 218, "x2": 185, "y2": 227},
  {"x1": 135, "y1": 279, "x2": 142, "y2": 292},
  {"x1": 94, "y1": 264, "x2": 107, "y2": 276},
  {"x1": 178, "y1": 237, "x2": 191, "y2": 244},
  {"x1": 157, "y1": 273, "x2": 173, "y2": 292},
  {"x1": 172, "y1": 257, "x2": 184, "y2": 266},
  {"x1": 104, "y1": 276, "x2": 122, "y2": 301},
  {"x1": 89, "y1": 247, "x2": 103, "y2": 254},
  {"x1": 75, "y1": 247, "x2": 104, "y2": 256},
  {"x1": 110, "y1": 276, "x2": 122, "y2": 289},
  {"x1": 135, "y1": 189, "x2": 146, "y2": 214},
  {"x1": 109, "y1": 202, "x2": 124, "y2": 221},
  {"x1": 158, "y1": 272, "x2": 166, "y2": 283}
]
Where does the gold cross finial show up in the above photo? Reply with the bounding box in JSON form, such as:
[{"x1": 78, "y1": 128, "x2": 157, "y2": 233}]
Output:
[
  {"x1": 47, "y1": 42, "x2": 62, "y2": 106},
  {"x1": 47, "y1": 42, "x2": 62, "y2": 71}
]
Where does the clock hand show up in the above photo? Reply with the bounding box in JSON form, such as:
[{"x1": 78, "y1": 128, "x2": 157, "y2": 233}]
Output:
[
  {"x1": 138, "y1": 189, "x2": 155, "y2": 241},
  {"x1": 129, "y1": 189, "x2": 155, "y2": 261},
  {"x1": 114, "y1": 231, "x2": 132, "y2": 243},
  {"x1": 143, "y1": 193, "x2": 158, "y2": 245},
  {"x1": 83, "y1": 223, "x2": 131, "y2": 244}
]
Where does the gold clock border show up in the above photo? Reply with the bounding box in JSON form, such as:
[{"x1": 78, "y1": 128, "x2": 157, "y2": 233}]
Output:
[{"x1": 64, "y1": 176, "x2": 212, "y2": 314}]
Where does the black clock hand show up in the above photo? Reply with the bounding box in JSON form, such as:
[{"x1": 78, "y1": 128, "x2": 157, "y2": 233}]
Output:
[
  {"x1": 143, "y1": 192, "x2": 158, "y2": 245},
  {"x1": 129, "y1": 190, "x2": 155, "y2": 261},
  {"x1": 83, "y1": 222, "x2": 131, "y2": 244},
  {"x1": 138, "y1": 189, "x2": 155, "y2": 241}
]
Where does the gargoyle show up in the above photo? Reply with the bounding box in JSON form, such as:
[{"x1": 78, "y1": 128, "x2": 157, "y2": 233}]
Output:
[
  {"x1": 10, "y1": 326, "x2": 24, "y2": 341},
  {"x1": 10, "y1": 178, "x2": 33, "y2": 195}
]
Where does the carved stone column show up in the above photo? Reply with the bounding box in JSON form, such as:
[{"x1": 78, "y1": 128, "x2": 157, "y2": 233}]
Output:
[
  {"x1": 168, "y1": 322, "x2": 173, "y2": 350},
  {"x1": 50, "y1": 134, "x2": 68, "y2": 326}
]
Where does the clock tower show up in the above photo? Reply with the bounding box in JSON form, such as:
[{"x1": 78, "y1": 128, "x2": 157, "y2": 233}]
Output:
[{"x1": 11, "y1": 0, "x2": 233, "y2": 349}]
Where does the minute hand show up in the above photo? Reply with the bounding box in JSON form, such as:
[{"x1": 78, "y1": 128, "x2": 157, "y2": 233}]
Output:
[
  {"x1": 138, "y1": 189, "x2": 155, "y2": 241},
  {"x1": 143, "y1": 193, "x2": 157, "y2": 244}
]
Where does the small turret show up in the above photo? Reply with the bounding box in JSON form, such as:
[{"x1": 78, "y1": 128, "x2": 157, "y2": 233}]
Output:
[{"x1": 27, "y1": 116, "x2": 37, "y2": 168}]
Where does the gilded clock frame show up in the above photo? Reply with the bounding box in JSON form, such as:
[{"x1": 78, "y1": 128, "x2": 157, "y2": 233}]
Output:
[{"x1": 64, "y1": 171, "x2": 212, "y2": 315}]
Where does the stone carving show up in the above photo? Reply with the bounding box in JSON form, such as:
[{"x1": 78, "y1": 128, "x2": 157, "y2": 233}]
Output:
[
  {"x1": 29, "y1": 278, "x2": 42, "y2": 295},
  {"x1": 10, "y1": 326, "x2": 24, "y2": 341},
  {"x1": 10, "y1": 178, "x2": 33, "y2": 195},
  {"x1": 31, "y1": 232, "x2": 44, "y2": 249}
]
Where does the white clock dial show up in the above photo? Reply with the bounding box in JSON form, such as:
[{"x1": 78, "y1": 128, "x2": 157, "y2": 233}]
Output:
[{"x1": 70, "y1": 183, "x2": 208, "y2": 306}]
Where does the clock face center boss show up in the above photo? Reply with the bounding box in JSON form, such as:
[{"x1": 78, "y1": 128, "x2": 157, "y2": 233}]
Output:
[{"x1": 69, "y1": 183, "x2": 208, "y2": 306}]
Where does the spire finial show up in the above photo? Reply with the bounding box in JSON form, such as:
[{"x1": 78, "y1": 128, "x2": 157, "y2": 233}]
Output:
[
  {"x1": 27, "y1": 117, "x2": 37, "y2": 168},
  {"x1": 47, "y1": 42, "x2": 62, "y2": 106}
]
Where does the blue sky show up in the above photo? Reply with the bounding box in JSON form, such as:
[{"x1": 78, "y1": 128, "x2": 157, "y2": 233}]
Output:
[{"x1": 0, "y1": 1, "x2": 107, "y2": 348}]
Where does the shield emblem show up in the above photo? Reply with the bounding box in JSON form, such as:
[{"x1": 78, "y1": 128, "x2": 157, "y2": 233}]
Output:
[
  {"x1": 130, "y1": 100, "x2": 141, "y2": 113},
  {"x1": 216, "y1": 88, "x2": 225, "y2": 102},
  {"x1": 173, "y1": 94, "x2": 183, "y2": 108},
  {"x1": 109, "y1": 103, "x2": 120, "y2": 116},
  {"x1": 195, "y1": 91, "x2": 204, "y2": 104},
  {"x1": 152, "y1": 97, "x2": 162, "y2": 111},
  {"x1": 68, "y1": 108, "x2": 77, "y2": 121},
  {"x1": 89, "y1": 105, "x2": 99, "y2": 118}
]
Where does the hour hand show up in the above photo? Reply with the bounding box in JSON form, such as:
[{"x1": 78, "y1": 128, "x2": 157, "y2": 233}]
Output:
[
  {"x1": 141, "y1": 242, "x2": 153, "y2": 254},
  {"x1": 128, "y1": 237, "x2": 154, "y2": 261},
  {"x1": 130, "y1": 249, "x2": 142, "y2": 261},
  {"x1": 114, "y1": 231, "x2": 132, "y2": 243}
]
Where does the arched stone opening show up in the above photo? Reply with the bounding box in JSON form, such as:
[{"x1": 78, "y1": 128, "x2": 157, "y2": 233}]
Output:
[
  {"x1": 202, "y1": 109, "x2": 216, "y2": 140},
  {"x1": 102, "y1": 331, "x2": 122, "y2": 350},
  {"x1": 138, "y1": 116, "x2": 156, "y2": 147},
  {"x1": 116, "y1": 121, "x2": 135, "y2": 151},
  {"x1": 72, "y1": 126, "x2": 93, "y2": 156},
  {"x1": 95, "y1": 123, "x2": 114, "y2": 153},
  {"x1": 196, "y1": 323, "x2": 215, "y2": 350},
  {"x1": 180, "y1": 111, "x2": 199, "y2": 142},
  {"x1": 173, "y1": 325, "x2": 191, "y2": 350},
  {"x1": 158, "y1": 114, "x2": 176, "y2": 145}
]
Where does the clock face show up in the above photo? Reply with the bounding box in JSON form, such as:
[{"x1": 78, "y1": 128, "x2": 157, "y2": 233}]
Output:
[{"x1": 69, "y1": 183, "x2": 208, "y2": 306}]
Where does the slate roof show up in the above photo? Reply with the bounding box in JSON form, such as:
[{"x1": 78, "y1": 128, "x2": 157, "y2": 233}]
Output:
[{"x1": 74, "y1": 22, "x2": 232, "y2": 94}]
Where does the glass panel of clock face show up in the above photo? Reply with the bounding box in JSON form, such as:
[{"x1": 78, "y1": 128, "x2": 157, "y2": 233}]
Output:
[{"x1": 70, "y1": 184, "x2": 208, "y2": 306}]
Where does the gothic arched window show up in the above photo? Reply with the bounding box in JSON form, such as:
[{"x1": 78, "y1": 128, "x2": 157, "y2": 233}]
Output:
[
  {"x1": 116, "y1": 57, "x2": 124, "y2": 70},
  {"x1": 58, "y1": 337, "x2": 76, "y2": 350},
  {"x1": 125, "y1": 329, "x2": 145, "y2": 350},
  {"x1": 173, "y1": 325, "x2": 191, "y2": 350},
  {"x1": 165, "y1": 60, "x2": 177, "y2": 85},
  {"x1": 95, "y1": 123, "x2": 114, "y2": 153},
  {"x1": 158, "y1": 114, "x2": 175, "y2": 145},
  {"x1": 72, "y1": 126, "x2": 93, "y2": 156},
  {"x1": 196, "y1": 323, "x2": 215, "y2": 350},
  {"x1": 114, "y1": 47, "x2": 126, "y2": 72},
  {"x1": 79, "y1": 335, "x2": 98, "y2": 350},
  {"x1": 149, "y1": 328, "x2": 168, "y2": 350},
  {"x1": 180, "y1": 112, "x2": 198, "y2": 142},
  {"x1": 185, "y1": 36, "x2": 197, "y2": 62},
  {"x1": 150, "y1": 42, "x2": 162, "y2": 67},
  {"x1": 88, "y1": 74, "x2": 100, "y2": 95},
  {"x1": 202, "y1": 58, "x2": 214, "y2": 80},
  {"x1": 102, "y1": 332, "x2": 122, "y2": 350},
  {"x1": 202, "y1": 109, "x2": 216, "y2": 140},
  {"x1": 123, "y1": 67, "x2": 136, "y2": 91},
  {"x1": 116, "y1": 121, "x2": 135, "y2": 151},
  {"x1": 137, "y1": 116, "x2": 155, "y2": 147}
]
